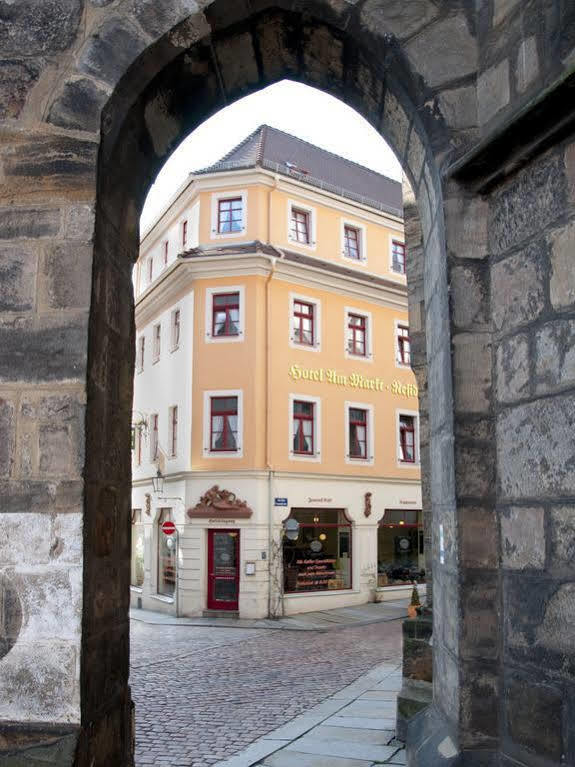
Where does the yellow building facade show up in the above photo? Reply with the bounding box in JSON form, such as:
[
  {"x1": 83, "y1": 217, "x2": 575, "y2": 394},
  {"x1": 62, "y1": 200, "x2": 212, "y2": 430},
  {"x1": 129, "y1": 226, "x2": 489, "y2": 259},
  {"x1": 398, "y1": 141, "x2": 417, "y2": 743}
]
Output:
[{"x1": 131, "y1": 126, "x2": 422, "y2": 618}]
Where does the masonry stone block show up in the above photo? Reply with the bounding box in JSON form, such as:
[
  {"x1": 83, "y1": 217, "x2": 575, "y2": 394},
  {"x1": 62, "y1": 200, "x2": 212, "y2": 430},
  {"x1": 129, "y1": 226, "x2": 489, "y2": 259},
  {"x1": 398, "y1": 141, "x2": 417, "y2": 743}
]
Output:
[
  {"x1": 39, "y1": 426, "x2": 73, "y2": 476},
  {"x1": 350, "y1": 60, "x2": 384, "y2": 128},
  {"x1": 460, "y1": 507, "x2": 498, "y2": 569},
  {"x1": 491, "y1": 245, "x2": 545, "y2": 332},
  {"x1": 406, "y1": 128, "x2": 425, "y2": 187},
  {"x1": 359, "y1": 0, "x2": 439, "y2": 41},
  {"x1": 0, "y1": 207, "x2": 61, "y2": 241},
  {"x1": 498, "y1": 394, "x2": 575, "y2": 499},
  {"x1": 461, "y1": 671, "x2": 498, "y2": 745},
  {"x1": 516, "y1": 36, "x2": 539, "y2": 93},
  {"x1": 550, "y1": 220, "x2": 575, "y2": 309},
  {"x1": 444, "y1": 194, "x2": 488, "y2": 260},
  {"x1": 564, "y1": 142, "x2": 575, "y2": 202},
  {"x1": 489, "y1": 153, "x2": 565, "y2": 255},
  {"x1": 549, "y1": 506, "x2": 575, "y2": 572},
  {"x1": 461, "y1": 573, "x2": 499, "y2": 659},
  {"x1": 48, "y1": 78, "x2": 110, "y2": 134},
  {"x1": 215, "y1": 31, "x2": 260, "y2": 95},
  {"x1": 432, "y1": 641, "x2": 459, "y2": 722},
  {"x1": 0, "y1": 0, "x2": 82, "y2": 56},
  {"x1": 453, "y1": 333, "x2": 491, "y2": 413},
  {"x1": 478, "y1": 59, "x2": 510, "y2": 126},
  {"x1": 534, "y1": 319, "x2": 575, "y2": 395},
  {"x1": 0, "y1": 398, "x2": 15, "y2": 479},
  {"x1": 132, "y1": 0, "x2": 203, "y2": 39},
  {"x1": 79, "y1": 18, "x2": 149, "y2": 87},
  {"x1": 454, "y1": 416, "x2": 494, "y2": 444},
  {"x1": 405, "y1": 14, "x2": 477, "y2": 89},
  {"x1": 0, "y1": 479, "x2": 82, "y2": 515},
  {"x1": 0, "y1": 59, "x2": 42, "y2": 120},
  {"x1": 63, "y1": 205, "x2": 95, "y2": 243},
  {"x1": 501, "y1": 507, "x2": 545, "y2": 569},
  {"x1": 0, "y1": 574, "x2": 22, "y2": 661},
  {"x1": 456, "y1": 443, "x2": 495, "y2": 499},
  {"x1": 0, "y1": 245, "x2": 37, "y2": 313},
  {"x1": 534, "y1": 582, "x2": 575, "y2": 656},
  {"x1": 40, "y1": 243, "x2": 92, "y2": 311},
  {"x1": 438, "y1": 86, "x2": 477, "y2": 131},
  {"x1": 493, "y1": 0, "x2": 521, "y2": 26},
  {"x1": 381, "y1": 91, "x2": 410, "y2": 161},
  {"x1": 505, "y1": 676, "x2": 563, "y2": 761},
  {"x1": 496, "y1": 332, "x2": 530, "y2": 403},
  {"x1": 0, "y1": 514, "x2": 52, "y2": 566}
]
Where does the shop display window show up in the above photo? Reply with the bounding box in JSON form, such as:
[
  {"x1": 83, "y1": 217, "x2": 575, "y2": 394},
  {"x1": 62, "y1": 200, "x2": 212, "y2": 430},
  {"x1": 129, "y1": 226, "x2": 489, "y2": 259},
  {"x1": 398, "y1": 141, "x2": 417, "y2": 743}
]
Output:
[
  {"x1": 157, "y1": 508, "x2": 175, "y2": 597},
  {"x1": 283, "y1": 509, "x2": 352, "y2": 593},
  {"x1": 131, "y1": 509, "x2": 144, "y2": 588},
  {"x1": 377, "y1": 509, "x2": 424, "y2": 587}
]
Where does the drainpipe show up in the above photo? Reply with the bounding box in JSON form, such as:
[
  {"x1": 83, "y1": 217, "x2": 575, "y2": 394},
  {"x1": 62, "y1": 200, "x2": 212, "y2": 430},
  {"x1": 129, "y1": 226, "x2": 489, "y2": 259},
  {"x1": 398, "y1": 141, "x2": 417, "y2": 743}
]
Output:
[{"x1": 265, "y1": 250, "x2": 277, "y2": 618}]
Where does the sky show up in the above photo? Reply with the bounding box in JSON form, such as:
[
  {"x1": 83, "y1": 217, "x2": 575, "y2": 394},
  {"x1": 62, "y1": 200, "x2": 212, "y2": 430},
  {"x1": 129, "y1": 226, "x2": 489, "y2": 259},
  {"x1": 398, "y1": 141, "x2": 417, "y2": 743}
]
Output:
[{"x1": 140, "y1": 80, "x2": 401, "y2": 232}]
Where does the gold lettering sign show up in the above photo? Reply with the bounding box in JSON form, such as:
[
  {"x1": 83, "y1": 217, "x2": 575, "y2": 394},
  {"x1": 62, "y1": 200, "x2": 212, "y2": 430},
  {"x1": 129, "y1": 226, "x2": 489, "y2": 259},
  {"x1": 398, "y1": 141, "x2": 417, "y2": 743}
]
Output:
[{"x1": 288, "y1": 364, "x2": 418, "y2": 398}]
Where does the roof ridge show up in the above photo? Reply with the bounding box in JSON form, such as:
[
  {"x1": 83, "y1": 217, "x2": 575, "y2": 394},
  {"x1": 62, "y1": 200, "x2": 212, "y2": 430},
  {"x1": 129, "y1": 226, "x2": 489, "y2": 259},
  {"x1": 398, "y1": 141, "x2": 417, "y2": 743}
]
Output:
[
  {"x1": 255, "y1": 124, "x2": 267, "y2": 165},
  {"x1": 208, "y1": 124, "x2": 265, "y2": 166}
]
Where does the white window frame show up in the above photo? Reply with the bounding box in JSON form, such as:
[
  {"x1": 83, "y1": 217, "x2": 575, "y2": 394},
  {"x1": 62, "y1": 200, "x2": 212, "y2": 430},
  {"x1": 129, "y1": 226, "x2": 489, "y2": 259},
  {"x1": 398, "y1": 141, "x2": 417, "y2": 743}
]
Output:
[
  {"x1": 289, "y1": 393, "x2": 321, "y2": 463},
  {"x1": 168, "y1": 405, "x2": 178, "y2": 459},
  {"x1": 389, "y1": 234, "x2": 406, "y2": 277},
  {"x1": 344, "y1": 306, "x2": 373, "y2": 362},
  {"x1": 210, "y1": 190, "x2": 248, "y2": 239},
  {"x1": 152, "y1": 323, "x2": 161, "y2": 363},
  {"x1": 161, "y1": 239, "x2": 169, "y2": 268},
  {"x1": 345, "y1": 401, "x2": 375, "y2": 466},
  {"x1": 287, "y1": 199, "x2": 317, "y2": 250},
  {"x1": 150, "y1": 413, "x2": 159, "y2": 463},
  {"x1": 394, "y1": 319, "x2": 411, "y2": 369},
  {"x1": 340, "y1": 218, "x2": 367, "y2": 263},
  {"x1": 170, "y1": 307, "x2": 181, "y2": 352},
  {"x1": 395, "y1": 409, "x2": 420, "y2": 467},
  {"x1": 289, "y1": 291, "x2": 321, "y2": 352},
  {"x1": 134, "y1": 426, "x2": 143, "y2": 466},
  {"x1": 203, "y1": 389, "x2": 244, "y2": 459},
  {"x1": 136, "y1": 335, "x2": 145, "y2": 373},
  {"x1": 205, "y1": 285, "x2": 245, "y2": 343}
]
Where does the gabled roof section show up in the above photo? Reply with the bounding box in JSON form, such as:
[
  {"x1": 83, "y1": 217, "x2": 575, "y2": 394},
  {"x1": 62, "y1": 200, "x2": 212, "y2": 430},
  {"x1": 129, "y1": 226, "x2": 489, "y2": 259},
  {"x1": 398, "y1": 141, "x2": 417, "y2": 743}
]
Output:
[{"x1": 194, "y1": 125, "x2": 402, "y2": 217}]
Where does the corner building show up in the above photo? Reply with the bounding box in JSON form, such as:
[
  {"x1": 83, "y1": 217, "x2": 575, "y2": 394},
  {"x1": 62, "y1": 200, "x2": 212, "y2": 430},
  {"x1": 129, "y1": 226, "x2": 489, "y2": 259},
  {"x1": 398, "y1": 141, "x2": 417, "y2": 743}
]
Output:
[{"x1": 131, "y1": 126, "x2": 422, "y2": 619}]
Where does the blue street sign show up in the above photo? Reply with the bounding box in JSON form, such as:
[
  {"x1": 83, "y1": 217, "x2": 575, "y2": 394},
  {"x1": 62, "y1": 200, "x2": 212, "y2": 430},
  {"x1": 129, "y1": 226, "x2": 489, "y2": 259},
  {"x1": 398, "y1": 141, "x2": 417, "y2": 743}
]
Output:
[{"x1": 274, "y1": 497, "x2": 288, "y2": 506}]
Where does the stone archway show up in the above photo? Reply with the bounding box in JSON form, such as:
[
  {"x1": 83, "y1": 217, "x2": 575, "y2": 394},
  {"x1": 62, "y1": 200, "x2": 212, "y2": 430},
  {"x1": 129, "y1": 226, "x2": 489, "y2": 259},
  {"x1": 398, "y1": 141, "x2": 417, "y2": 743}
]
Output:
[{"x1": 3, "y1": 3, "x2": 575, "y2": 767}]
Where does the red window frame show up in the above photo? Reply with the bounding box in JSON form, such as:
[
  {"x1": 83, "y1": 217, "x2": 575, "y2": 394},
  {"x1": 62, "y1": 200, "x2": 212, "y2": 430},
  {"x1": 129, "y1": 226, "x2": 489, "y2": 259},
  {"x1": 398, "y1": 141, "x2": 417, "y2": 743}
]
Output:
[
  {"x1": 163, "y1": 240, "x2": 169, "y2": 266},
  {"x1": 210, "y1": 396, "x2": 238, "y2": 452},
  {"x1": 151, "y1": 414, "x2": 159, "y2": 462},
  {"x1": 293, "y1": 300, "x2": 315, "y2": 346},
  {"x1": 182, "y1": 220, "x2": 188, "y2": 249},
  {"x1": 399, "y1": 415, "x2": 416, "y2": 463},
  {"x1": 397, "y1": 325, "x2": 411, "y2": 365},
  {"x1": 349, "y1": 407, "x2": 368, "y2": 459},
  {"x1": 344, "y1": 225, "x2": 361, "y2": 260},
  {"x1": 392, "y1": 240, "x2": 406, "y2": 274},
  {"x1": 290, "y1": 207, "x2": 310, "y2": 244},
  {"x1": 293, "y1": 400, "x2": 315, "y2": 455},
  {"x1": 347, "y1": 313, "x2": 367, "y2": 357},
  {"x1": 212, "y1": 292, "x2": 240, "y2": 337},
  {"x1": 217, "y1": 197, "x2": 243, "y2": 234}
]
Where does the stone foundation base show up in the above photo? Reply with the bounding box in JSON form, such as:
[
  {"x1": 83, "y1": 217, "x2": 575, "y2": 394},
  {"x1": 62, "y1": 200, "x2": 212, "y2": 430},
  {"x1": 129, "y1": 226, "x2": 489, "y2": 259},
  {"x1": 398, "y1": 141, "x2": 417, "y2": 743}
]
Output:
[{"x1": 0, "y1": 723, "x2": 80, "y2": 766}]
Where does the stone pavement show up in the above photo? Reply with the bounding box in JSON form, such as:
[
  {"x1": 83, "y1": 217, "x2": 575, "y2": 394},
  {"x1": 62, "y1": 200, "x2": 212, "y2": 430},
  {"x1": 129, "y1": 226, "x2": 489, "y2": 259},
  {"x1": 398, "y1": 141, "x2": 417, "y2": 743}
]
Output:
[
  {"x1": 215, "y1": 663, "x2": 404, "y2": 767},
  {"x1": 130, "y1": 605, "x2": 405, "y2": 767}
]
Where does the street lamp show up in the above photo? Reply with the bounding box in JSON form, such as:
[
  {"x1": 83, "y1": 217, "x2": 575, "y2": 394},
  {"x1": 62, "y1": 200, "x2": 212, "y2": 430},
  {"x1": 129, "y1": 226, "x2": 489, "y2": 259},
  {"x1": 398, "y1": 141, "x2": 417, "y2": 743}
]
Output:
[{"x1": 152, "y1": 468, "x2": 164, "y2": 495}]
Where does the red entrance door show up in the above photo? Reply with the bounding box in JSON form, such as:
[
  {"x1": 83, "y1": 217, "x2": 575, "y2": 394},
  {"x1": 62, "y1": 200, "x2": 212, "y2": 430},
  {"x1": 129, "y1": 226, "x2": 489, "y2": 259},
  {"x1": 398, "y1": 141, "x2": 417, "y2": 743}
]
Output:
[{"x1": 207, "y1": 529, "x2": 240, "y2": 610}]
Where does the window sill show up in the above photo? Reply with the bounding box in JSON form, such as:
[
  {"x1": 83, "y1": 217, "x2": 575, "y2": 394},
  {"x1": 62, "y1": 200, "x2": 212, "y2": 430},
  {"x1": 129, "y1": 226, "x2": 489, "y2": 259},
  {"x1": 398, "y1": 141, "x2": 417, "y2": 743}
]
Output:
[
  {"x1": 170, "y1": 345, "x2": 180, "y2": 353},
  {"x1": 285, "y1": 588, "x2": 358, "y2": 598},
  {"x1": 130, "y1": 586, "x2": 143, "y2": 593},
  {"x1": 150, "y1": 594, "x2": 174, "y2": 604}
]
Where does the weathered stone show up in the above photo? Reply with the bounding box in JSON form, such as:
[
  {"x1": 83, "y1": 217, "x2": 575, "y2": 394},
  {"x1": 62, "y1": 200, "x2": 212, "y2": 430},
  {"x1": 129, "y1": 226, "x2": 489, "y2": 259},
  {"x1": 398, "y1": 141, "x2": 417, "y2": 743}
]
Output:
[
  {"x1": 0, "y1": 575, "x2": 22, "y2": 661},
  {"x1": 0, "y1": 245, "x2": 37, "y2": 312},
  {"x1": 0, "y1": 514, "x2": 52, "y2": 566},
  {"x1": 549, "y1": 506, "x2": 575, "y2": 571},
  {"x1": 496, "y1": 333, "x2": 530, "y2": 403},
  {"x1": 564, "y1": 141, "x2": 575, "y2": 202},
  {"x1": 491, "y1": 245, "x2": 545, "y2": 332},
  {"x1": 460, "y1": 507, "x2": 498, "y2": 569},
  {"x1": 516, "y1": 36, "x2": 539, "y2": 93},
  {"x1": 0, "y1": 0, "x2": 81, "y2": 56},
  {"x1": 406, "y1": 128, "x2": 425, "y2": 186},
  {"x1": 461, "y1": 574, "x2": 499, "y2": 659},
  {"x1": 0, "y1": 207, "x2": 60, "y2": 240},
  {"x1": 63, "y1": 205, "x2": 95, "y2": 242},
  {"x1": 461, "y1": 672, "x2": 498, "y2": 744},
  {"x1": 534, "y1": 319, "x2": 575, "y2": 395},
  {"x1": 498, "y1": 394, "x2": 575, "y2": 499},
  {"x1": 452, "y1": 333, "x2": 491, "y2": 413},
  {"x1": 535, "y1": 582, "x2": 575, "y2": 655},
  {"x1": 550, "y1": 220, "x2": 575, "y2": 309},
  {"x1": 450, "y1": 264, "x2": 488, "y2": 329},
  {"x1": 40, "y1": 243, "x2": 92, "y2": 310},
  {"x1": 478, "y1": 59, "x2": 510, "y2": 126},
  {"x1": 505, "y1": 677, "x2": 563, "y2": 760},
  {"x1": 0, "y1": 59, "x2": 41, "y2": 120},
  {"x1": 39, "y1": 426, "x2": 71, "y2": 476},
  {"x1": 381, "y1": 90, "x2": 410, "y2": 160},
  {"x1": 489, "y1": 154, "x2": 565, "y2": 254},
  {"x1": 48, "y1": 78, "x2": 110, "y2": 134},
  {"x1": 302, "y1": 25, "x2": 344, "y2": 93},
  {"x1": 132, "y1": 0, "x2": 202, "y2": 39},
  {"x1": 456, "y1": 444, "x2": 495, "y2": 498},
  {"x1": 405, "y1": 14, "x2": 477, "y2": 89},
  {"x1": 493, "y1": 0, "x2": 521, "y2": 26},
  {"x1": 501, "y1": 507, "x2": 545, "y2": 569},
  {"x1": 79, "y1": 18, "x2": 149, "y2": 87},
  {"x1": 438, "y1": 86, "x2": 477, "y2": 131},
  {"x1": 215, "y1": 30, "x2": 260, "y2": 95},
  {"x1": 444, "y1": 195, "x2": 488, "y2": 260},
  {"x1": 360, "y1": 0, "x2": 439, "y2": 41},
  {"x1": 0, "y1": 397, "x2": 15, "y2": 478}
]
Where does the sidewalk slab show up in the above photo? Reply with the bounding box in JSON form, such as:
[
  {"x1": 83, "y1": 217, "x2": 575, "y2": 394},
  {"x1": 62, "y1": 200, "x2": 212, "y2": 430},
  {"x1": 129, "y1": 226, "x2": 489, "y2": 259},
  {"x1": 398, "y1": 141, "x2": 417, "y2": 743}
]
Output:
[
  {"x1": 261, "y1": 752, "x2": 374, "y2": 767},
  {"x1": 283, "y1": 738, "x2": 397, "y2": 762},
  {"x1": 322, "y1": 715, "x2": 397, "y2": 730}
]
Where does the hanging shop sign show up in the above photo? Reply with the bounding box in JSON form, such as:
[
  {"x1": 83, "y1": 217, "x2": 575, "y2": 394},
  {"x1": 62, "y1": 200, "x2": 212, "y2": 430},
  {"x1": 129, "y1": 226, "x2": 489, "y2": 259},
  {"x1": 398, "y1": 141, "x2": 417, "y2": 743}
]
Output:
[{"x1": 288, "y1": 364, "x2": 418, "y2": 397}]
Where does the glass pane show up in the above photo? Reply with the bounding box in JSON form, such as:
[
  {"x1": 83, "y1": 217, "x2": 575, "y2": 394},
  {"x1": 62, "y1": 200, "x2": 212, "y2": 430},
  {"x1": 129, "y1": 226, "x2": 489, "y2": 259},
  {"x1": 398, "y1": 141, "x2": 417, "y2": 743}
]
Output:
[
  {"x1": 212, "y1": 397, "x2": 237, "y2": 414},
  {"x1": 294, "y1": 401, "x2": 313, "y2": 416}
]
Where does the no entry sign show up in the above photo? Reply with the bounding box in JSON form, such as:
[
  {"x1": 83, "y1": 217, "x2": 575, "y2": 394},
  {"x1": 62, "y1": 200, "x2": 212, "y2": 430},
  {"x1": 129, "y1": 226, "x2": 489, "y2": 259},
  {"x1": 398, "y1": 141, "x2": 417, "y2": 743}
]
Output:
[{"x1": 161, "y1": 520, "x2": 176, "y2": 536}]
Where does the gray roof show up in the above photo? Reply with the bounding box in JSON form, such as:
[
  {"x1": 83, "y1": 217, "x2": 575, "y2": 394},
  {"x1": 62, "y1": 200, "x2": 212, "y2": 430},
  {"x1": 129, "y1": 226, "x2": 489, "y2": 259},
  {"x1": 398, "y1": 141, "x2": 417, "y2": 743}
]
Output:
[{"x1": 194, "y1": 125, "x2": 402, "y2": 217}]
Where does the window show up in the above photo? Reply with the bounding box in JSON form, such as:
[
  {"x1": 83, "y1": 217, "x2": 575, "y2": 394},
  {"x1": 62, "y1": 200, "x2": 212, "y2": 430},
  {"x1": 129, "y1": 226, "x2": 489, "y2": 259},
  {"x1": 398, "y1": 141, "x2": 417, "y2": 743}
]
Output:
[
  {"x1": 293, "y1": 300, "x2": 314, "y2": 346},
  {"x1": 283, "y1": 509, "x2": 352, "y2": 593},
  {"x1": 134, "y1": 425, "x2": 142, "y2": 466},
  {"x1": 171, "y1": 309, "x2": 181, "y2": 350},
  {"x1": 137, "y1": 336, "x2": 145, "y2": 373},
  {"x1": 293, "y1": 400, "x2": 314, "y2": 455},
  {"x1": 152, "y1": 323, "x2": 161, "y2": 362},
  {"x1": 397, "y1": 324, "x2": 411, "y2": 366},
  {"x1": 150, "y1": 413, "x2": 159, "y2": 462},
  {"x1": 131, "y1": 510, "x2": 144, "y2": 588},
  {"x1": 290, "y1": 207, "x2": 310, "y2": 244},
  {"x1": 182, "y1": 220, "x2": 188, "y2": 249},
  {"x1": 348, "y1": 407, "x2": 367, "y2": 459},
  {"x1": 147, "y1": 256, "x2": 153, "y2": 283},
  {"x1": 344, "y1": 225, "x2": 361, "y2": 260},
  {"x1": 212, "y1": 292, "x2": 240, "y2": 337},
  {"x1": 391, "y1": 240, "x2": 406, "y2": 274},
  {"x1": 378, "y1": 509, "x2": 425, "y2": 587},
  {"x1": 157, "y1": 508, "x2": 175, "y2": 597},
  {"x1": 347, "y1": 313, "x2": 367, "y2": 357},
  {"x1": 163, "y1": 240, "x2": 169, "y2": 266},
  {"x1": 169, "y1": 406, "x2": 178, "y2": 458},
  {"x1": 399, "y1": 414, "x2": 416, "y2": 463},
  {"x1": 218, "y1": 197, "x2": 243, "y2": 234},
  {"x1": 210, "y1": 396, "x2": 238, "y2": 452}
]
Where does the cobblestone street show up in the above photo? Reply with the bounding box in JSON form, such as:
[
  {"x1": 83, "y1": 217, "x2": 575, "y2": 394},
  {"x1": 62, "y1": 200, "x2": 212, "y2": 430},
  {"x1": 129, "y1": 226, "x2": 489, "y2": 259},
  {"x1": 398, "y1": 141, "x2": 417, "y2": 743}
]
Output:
[{"x1": 130, "y1": 618, "x2": 402, "y2": 767}]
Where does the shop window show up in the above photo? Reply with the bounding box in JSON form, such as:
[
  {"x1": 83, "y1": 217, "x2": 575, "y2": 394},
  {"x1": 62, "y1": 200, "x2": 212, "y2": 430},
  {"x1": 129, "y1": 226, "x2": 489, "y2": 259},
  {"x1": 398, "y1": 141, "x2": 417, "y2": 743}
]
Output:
[
  {"x1": 396, "y1": 324, "x2": 411, "y2": 366},
  {"x1": 169, "y1": 405, "x2": 178, "y2": 458},
  {"x1": 283, "y1": 509, "x2": 352, "y2": 593},
  {"x1": 210, "y1": 396, "x2": 238, "y2": 451},
  {"x1": 398, "y1": 414, "x2": 417, "y2": 463},
  {"x1": 391, "y1": 240, "x2": 406, "y2": 274},
  {"x1": 344, "y1": 225, "x2": 361, "y2": 260},
  {"x1": 212, "y1": 292, "x2": 240, "y2": 337},
  {"x1": 348, "y1": 407, "x2": 367, "y2": 459},
  {"x1": 131, "y1": 509, "x2": 144, "y2": 588},
  {"x1": 218, "y1": 197, "x2": 243, "y2": 234},
  {"x1": 171, "y1": 308, "x2": 181, "y2": 350},
  {"x1": 157, "y1": 508, "x2": 175, "y2": 597},
  {"x1": 293, "y1": 300, "x2": 315, "y2": 346},
  {"x1": 150, "y1": 413, "x2": 159, "y2": 462},
  {"x1": 152, "y1": 323, "x2": 161, "y2": 362},
  {"x1": 292, "y1": 400, "x2": 314, "y2": 455},
  {"x1": 347, "y1": 313, "x2": 367, "y2": 357},
  {"x1": 377, "y1": 509, "x2": 424, "y2": 587},
  {"x1": 137, "y1": 335, "x2": 145, "y2": 373}
]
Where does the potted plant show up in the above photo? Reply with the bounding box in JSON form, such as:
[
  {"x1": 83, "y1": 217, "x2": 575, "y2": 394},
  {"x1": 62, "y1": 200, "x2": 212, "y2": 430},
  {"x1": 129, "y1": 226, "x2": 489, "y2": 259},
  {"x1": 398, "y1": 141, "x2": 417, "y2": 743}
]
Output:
[{"x1": 407, "y1": 581, "x2": 421, "y2": 618}]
